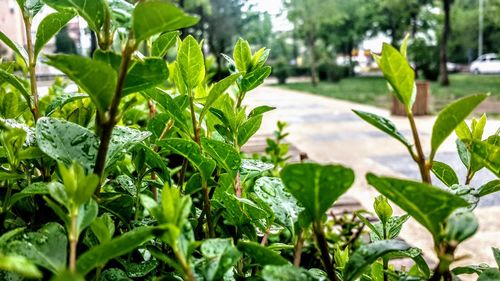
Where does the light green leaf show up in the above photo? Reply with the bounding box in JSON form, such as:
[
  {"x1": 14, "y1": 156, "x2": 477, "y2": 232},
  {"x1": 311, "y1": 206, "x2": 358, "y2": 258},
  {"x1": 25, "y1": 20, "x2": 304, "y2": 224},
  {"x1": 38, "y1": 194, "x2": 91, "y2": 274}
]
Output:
[
  {"x1": 373, "y1": 195, "x2": 392, "y2": 225},
  {"x1": 90, "y1": 214, "x2": 115, "y2": 244},
  {"x1": 234, "y1": 38, "x2": 252, "y2": 73},
  {"x1": 280, "y1": 163, "x2": 355, "y2": 224},
  {"x1": 472, "y1": 114, "x2": 487, "y2": 140},
  {"x1": 366, "y1": 174, "x2": 469, "y2": 238},
  {"x1": 34, "y1": 11, "x2": 75, "y2": 58},
  {"x1": 76, "y1": 226, "x2": 155, "y2": 275},
  {"x1": 45, "y1": 92, "x2": 88, "y2": 116},
  {"x1": 240, "y1": 66, "x2": 272, "y2": 92},
  {"x1": 377, "y1": 43, "x2": 415, "y2": 109},
  {"x1": 343, "y1": 240, "x2": 411, "y2": 281},
  {"x1": 431, "y1": 161, "x2": 459, "y2": 187},
  {"x1": 158, "y1": 138, "x2": 215, "y2": 181},
  {"x1": 469, "y1": 138, "x2": 500, "y2": 177},
  {"x1": 493, "y1": 248, "x2": 500, "y2": 268},
  {"x1": 43, "y1": 0, "x2": 108, "y2": 33},
  {"x1": 353, "y1": 110, "x2": 412, "y2": 148},
  {"x1": 248, "y1": 105, "x2": 275, "y2": 118},
  {"x1": 251, "y1": 48, "x2": 270, "y2": 70},
  {"x1": 132, "y1": 1, "x2": 199, "y2": 42},
  {"x1": 45, "y1": 54, "x2": 117, "y2": 113},
  {"x1": 123, "y1": 58, "x2": 168, "y2": 94},
  {"x1": 201, "y1": 138, "x2": 241, "y2": 177},
  {"x1": 16, "y1": 0, "x2": 43, "y2": 18},
  {"x1": 430, "y1": 94, "x2": 488, "y2": 159},
  {"x1": 0, "y1": 31, "x2": 28, "y2": 64},
  {"x1": 152, "y1": 31, "x2": 180, "y2": 57},
  {"x1": 237, "y1": 240, "x2": 288, "y2": 266},
  {"x1": 177, "y1": 35, "x2": 205, "y2": 89},
  {"x1": 455, "y1": 121, "x2": 472, "y2": 140},
  {"x1": 0, "y1": 254, "x2": 42, "y2": 279},
  {"x1": 0, "y1": 68, "x2": 31, "y2": 105}
]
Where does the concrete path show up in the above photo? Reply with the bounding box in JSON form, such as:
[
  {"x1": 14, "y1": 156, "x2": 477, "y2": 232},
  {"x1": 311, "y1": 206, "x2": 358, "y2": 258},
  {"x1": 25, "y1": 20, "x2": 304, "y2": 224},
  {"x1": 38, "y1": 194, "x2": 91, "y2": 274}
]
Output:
[{"x1": 244, "y1": 84, "x2": 500, "y2": 270}]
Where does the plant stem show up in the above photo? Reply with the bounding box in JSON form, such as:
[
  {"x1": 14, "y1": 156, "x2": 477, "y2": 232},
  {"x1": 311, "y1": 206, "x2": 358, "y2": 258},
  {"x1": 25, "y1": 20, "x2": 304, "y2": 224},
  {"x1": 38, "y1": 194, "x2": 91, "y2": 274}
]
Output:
[
  {"x1": 23, "y1": 16, "x2": 40, "y2": 121},
  {"x1": 430, "y1": 243, "x2": 455, "y2": 281},
  {"x1": 313, "y1": 221, "x2": 337, "y2": 281},
  {"x1": 189, "y1": 94, "x2": 200, "y2": 144},
  {"x1": 293, "y1": 229, "x2": 304, "y2": 267},
  {"x1": 406, "y1": 111, "x2": 432, "y2": 184},
  {"x1": 69, "y1": 213, "x2": 78, "y2": 272},
  {"x1": 465, "y1": 169, "x2": 474, "y2": 185},
  {"x1": 202, "y1": 180, "x2": 214, "y2": 237},
  {"x1": 173, "y1": 247, "x2": 195, "y2": 281},
  {"x1": 94, "y1": 41, "x2": 135, "y2": 189}
]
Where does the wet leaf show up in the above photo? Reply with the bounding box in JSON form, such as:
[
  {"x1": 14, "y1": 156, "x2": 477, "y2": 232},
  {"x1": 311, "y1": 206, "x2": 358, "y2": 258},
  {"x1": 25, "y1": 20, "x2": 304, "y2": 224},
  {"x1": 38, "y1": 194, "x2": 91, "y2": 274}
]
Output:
[{"x1": 34, "y1": 11, "x2": 76, "y2": 58}]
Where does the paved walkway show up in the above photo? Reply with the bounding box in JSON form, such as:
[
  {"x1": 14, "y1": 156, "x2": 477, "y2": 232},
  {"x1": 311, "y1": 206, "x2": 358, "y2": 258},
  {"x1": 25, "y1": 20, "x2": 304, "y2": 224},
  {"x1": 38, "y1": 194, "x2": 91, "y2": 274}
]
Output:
[{"x1": 244, "y1": 84, "x2": 500, "y2": 270}]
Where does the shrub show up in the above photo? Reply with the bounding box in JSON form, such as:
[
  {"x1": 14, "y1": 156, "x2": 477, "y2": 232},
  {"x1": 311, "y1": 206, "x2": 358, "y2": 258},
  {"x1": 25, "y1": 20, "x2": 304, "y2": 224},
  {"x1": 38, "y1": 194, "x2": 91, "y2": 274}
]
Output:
[
  {"x1": 272, "y1": 58, "x2": 290, "y2": 84},
  {"x1": 409, "y1": 38, "x2": 440, "y2": 81},
  {"x1": 318, "y1": 62, "x2": 351, "y2": 82},
  {"x1": 0, "y1": 2, "x2": 498, "y2": 281}
]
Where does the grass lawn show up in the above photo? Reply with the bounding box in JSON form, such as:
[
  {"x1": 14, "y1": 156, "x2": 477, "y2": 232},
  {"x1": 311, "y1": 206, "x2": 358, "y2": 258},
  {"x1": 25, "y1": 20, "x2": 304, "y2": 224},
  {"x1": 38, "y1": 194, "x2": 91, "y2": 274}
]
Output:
[{"x1": 278, "y1": 74, "x2": 500, "y2": 114}]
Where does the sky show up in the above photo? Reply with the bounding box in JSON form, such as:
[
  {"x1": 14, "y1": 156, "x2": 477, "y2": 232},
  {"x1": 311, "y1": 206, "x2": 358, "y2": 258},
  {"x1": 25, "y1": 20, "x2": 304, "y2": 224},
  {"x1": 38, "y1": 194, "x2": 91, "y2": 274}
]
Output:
[{"x1": 247, "y1": 0, "x2": 293, "y2": 32}]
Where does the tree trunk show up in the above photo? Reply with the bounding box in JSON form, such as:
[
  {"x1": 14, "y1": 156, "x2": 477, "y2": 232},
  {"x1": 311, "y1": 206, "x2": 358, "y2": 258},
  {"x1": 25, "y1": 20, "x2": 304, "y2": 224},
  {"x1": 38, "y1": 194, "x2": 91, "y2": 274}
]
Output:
[
  {"x1": 308, "y1": 31, "x2": 318, "y2": 86},
  {"x1": 440, "y1": 0, "x2": 451, "y2": 86}
]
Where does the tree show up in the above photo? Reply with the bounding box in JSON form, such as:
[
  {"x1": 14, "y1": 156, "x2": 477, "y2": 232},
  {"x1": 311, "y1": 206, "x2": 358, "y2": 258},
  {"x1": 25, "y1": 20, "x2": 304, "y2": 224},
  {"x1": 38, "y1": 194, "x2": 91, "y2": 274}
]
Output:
[
  {"x1": 55, "y1": 26, "x2": 77, "y2": 54},
  {"x1": 373, "y1": 0, "x2": 432, "y2": 46},
  {"x1": 285, "y1": 0, "x2": 338, "y2": 86},
  {"x1": 440, "y1": 0, "x2": 453, "y2": 86}
]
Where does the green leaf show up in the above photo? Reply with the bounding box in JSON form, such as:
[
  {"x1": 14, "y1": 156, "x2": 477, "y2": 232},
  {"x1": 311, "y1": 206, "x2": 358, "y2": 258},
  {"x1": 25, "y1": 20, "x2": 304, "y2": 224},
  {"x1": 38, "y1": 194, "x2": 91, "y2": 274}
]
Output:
[
  {"x1": 251, "y1": 48, "x2": 270, "y2": 70},
  {"x1": 117, "y1": 259, "x2": 159, "y2": 278},
  {"x1": 16, "y1": 0, "x2": 43, "y2": 18},
  {"x1": 132, "y1": 1, "x2": 199, "y2": 42},
  {"x1": 238, "y1": 115, "x2": 263, "y2": 147},
  {"x1": 177, "y1": 35, "x2": 205, "y2": 89},
  {"x1": 123, "y1": 58, "x2": 169, "y2": 95},
  {"x1": 0, "y1": 68, "x2": 31, "y2": 104},
  {"x1": 200, "y1": 73, "x2": 241, "y2": 120},
  {"x1": 142, "y1": 89, "x2": 190, "y2": 134},
  {"x1": 261, "y1": 265, "x2": 321, "y2": 281},
  {"x1": 76, "y1": 226, "x2": 155, "y2": 275},
  {"x1": 377, "y1": 43, "x2": 415, "y2": 109},
  {"x1": 469, "y1": 139, "x2": 500, "y2": 177},
  {"x1": 0, "y1": 254, "x2": 42, "y2": 279},
  {"x1": 455, "y1": 121, "x2": 472, "y2": 140},
  {"x1": 472, "y1": 114, "x2": 487, "y2": 140},
  {"x1": 152, "y1": 31, "x2": 180, "y2": 57},
  {"x1": 90, "y1": 214, "x2": 115, "y2": 244},
  {"x1": 343, "y1": 240, "x2": 411, "y2": 281},
  {"x1": 366, "y1": 174, "x2": 469, "y2": 238},
  {"x1": 493, "y1": 247, "x2": 500, "y2": 268},
  {"x1": 45, "y1": 55, "x2": 116, "y2": 113},
  {"x1": 36, "y1": 118, "x2": 150, "y2": 172},
  {"x1": 478, "y1": 269, "x2": 500, "y2": 281},
  {"x1": 9, "y1": 182, "x2": 49, "y2": 206},
  {"x1": 0, "y1": 31, "x2": 28, "y2": 64},
  {"x1": 197, "y1": 239, "x2": 242, "y2": 281},
  {"x1": 240, "y1": 66, "x2": 272, "y2": 92},
  {"x1": 43, "y1": 0, "x2": 108, "y2": 33},
  {"x1": 5, "y1": 223, "x2": 67, "y2": 273},
  {"x1": 248, "y1": 105, "x2": 275, "y2": 118},
  {"x1": 280, "y1": 163, "x2": 355, "y2": 224},
  {"x1": 452, "y1": 264, "x2": 491, "y2": 276},
  {"x1": 237, "y1": 240, "x2": 289, "y2": 266},
  {"x1": 93, "y1": 50, "x2": 122, "y2": 71},
  {"x1": 431, "y1": 161, "x2": 459, "y2": 187},
  {"x1": 446, "y1": 212, "x2": 478, "y2": 243},
  {"x1": 479, "y1": 180, "x2": 500, "y2": 197},
  {"x1": 77, "y1": 199, "x2": 99, "y2": 237},
  {"x1": 36, "y1": 117, "x2": 99, "y2": 171},
  {"x1": 45, "y1": 92, "x2": 88, "y2": 116},
  {"x1": 201, "y1": 138, "x2": 241, "y2": 177},
  {"x1": 253, "y1": 177, "x2": 302, "y2": 232},
  {"x1": 352, "y1": 110, "x2": 411, "y2": 148},
  {"x1": 158, "y1": 138, "x2": 215, "y2": 181},
  {"x1": 34, "y1": 11, "x2": 75, "y2": 58},
  {"x1": 430, "y1": 94, "x2": 488, "y2": 159},
  {"x1": 456, "y1": 139, "x2": 471, "y2": 169},
  {"x1": 234, "y1": 38, "x2": 252, "y2": 73}
]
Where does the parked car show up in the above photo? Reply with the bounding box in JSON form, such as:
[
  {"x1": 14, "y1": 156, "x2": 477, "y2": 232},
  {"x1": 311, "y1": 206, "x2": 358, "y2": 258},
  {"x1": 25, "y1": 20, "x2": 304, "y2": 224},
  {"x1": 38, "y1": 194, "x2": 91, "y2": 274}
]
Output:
[{"x1": 470, "y1": 53, "x2": 500, "y2": 74}]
